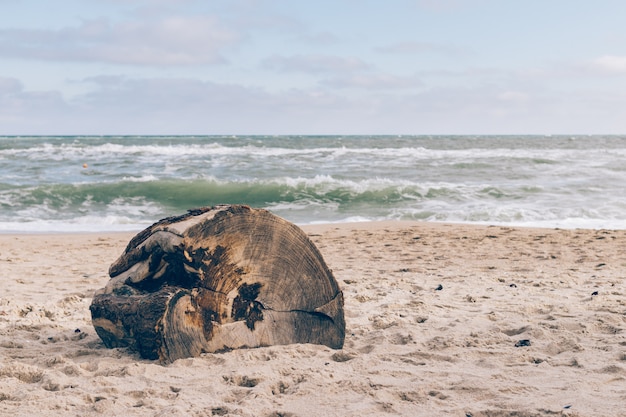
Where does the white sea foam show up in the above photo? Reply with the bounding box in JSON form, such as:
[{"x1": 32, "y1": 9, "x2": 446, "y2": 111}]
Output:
[
  {"x1": 2, "y1": 135, "x2": 626, "y2": 231},
  {"x1": 9, "y1": 140, "x2": 626, "y2": 163},
  {"x1": 0, "y1": 217, "x2": 149, "y2": 233}
]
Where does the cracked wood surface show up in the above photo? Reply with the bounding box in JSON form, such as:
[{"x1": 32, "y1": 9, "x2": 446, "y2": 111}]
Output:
[{"x1": 89, "y1": 205, "x2": 345, "y2": 362}]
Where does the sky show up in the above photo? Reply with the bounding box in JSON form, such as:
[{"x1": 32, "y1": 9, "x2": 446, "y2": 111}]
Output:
[{"x1": 1, "y1": 0, "x2": 626, "y2": 135}]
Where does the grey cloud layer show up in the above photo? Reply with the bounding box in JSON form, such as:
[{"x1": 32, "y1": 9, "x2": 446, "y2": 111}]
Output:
[
  {"x1": 2, "y1": 0, "x2": 626, "y2": 134},
  {"x1": 2, "y1": 73, "x2": 619, "y2": 135},
  {"x1": 262, "y1": 54, "x2": 370, "y2": 74},
  {"x1": 0, "y1": 16, "x2": 239, "y2": 65}
]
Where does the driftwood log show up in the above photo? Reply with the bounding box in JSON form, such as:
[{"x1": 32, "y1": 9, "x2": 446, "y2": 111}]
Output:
[{"x1": 90, "y1": 205, "x2": 345, "y2": 363}]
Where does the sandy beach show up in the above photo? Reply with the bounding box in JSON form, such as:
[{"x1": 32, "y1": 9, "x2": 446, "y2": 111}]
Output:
[{"x1": 1, "y1": 221, "x2": 625, "y2": 417}]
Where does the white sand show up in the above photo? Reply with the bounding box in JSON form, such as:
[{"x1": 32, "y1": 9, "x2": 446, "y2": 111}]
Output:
[{"x1": 1, "y1": 221, "x2": 625, "y2": 416}]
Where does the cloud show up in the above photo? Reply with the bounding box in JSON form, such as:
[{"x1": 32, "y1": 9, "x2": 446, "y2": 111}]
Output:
[
  {"x1": 3, "y1": 71, "x2": 626, "y2": 135},
  {"x1": 415, "y1": 0, "x2": 489, "y2": 12},
  {"x1": 0, "y1": 75, "x2": 359, "y2": 134},
  {"x1": 497, "y1": 90, "x2": 530, "y2": 103},
  {"x1": 0, "y1": 77, "x2": 69, "y2": 127},
  {"x1": 75, "y1": 76, "x2": 346, "y2": 119},
  {"x1": 262, "y1": 54, "x2": 370, "y2": 74},
  {"x1": 296, "y1": 31, "x2": 341, "y2": 46},
  {"x1": 322, "y1": 73, "x2": 423, "y2": 90},
  {"x1": 590, "y1": 55, "x2": 626, "y2": 74},
  {"x1": 0, "y1": 15, "x2": 240, "y2": 66},
  {"x1": 99, "y1": 0, "x2": 196, "y2": 4},
  {"x1": 0, "y1": 76, "x2": 23, "y2": 94},
  {"x1": 375, "y1": 41, "x2": 467, "y2": 56}
]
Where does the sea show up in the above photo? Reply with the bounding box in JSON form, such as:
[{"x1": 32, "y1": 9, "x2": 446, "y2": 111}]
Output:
[{"x1": 1, "y1": 135, "x2": 625, "y2": 233}]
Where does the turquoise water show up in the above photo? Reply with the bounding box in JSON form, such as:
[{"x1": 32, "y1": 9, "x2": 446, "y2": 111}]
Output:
[{"x1": 1, "y1": 135, "x2": 625, "y2": 232}]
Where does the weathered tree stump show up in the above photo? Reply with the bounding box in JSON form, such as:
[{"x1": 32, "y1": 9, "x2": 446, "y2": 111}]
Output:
[{"x1": 90, "y1": 205, "x2": 345, "y2": 363}]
